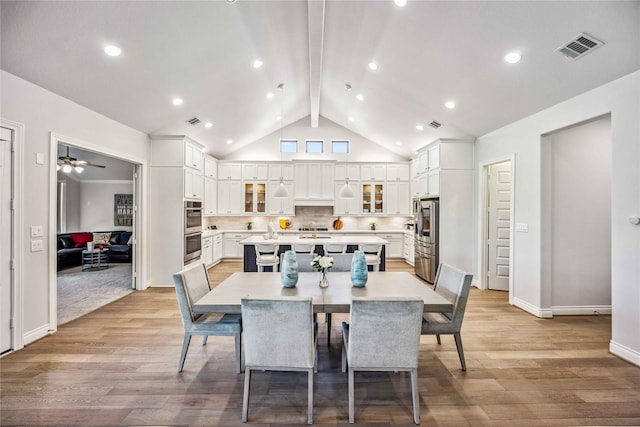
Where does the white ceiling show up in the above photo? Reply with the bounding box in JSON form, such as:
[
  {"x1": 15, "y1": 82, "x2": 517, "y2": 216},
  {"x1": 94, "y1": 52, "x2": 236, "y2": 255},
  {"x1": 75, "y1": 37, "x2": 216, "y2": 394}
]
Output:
[{"x1": 2, "y1": 1, "x2": 639, "y2": 159}]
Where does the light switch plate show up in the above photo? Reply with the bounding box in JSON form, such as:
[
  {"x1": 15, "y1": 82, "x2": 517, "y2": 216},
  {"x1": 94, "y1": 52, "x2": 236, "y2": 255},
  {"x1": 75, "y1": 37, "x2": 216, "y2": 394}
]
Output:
[
  {"x1": 31, "y1": 225, "x2": 43, "y2": 237},
  {"x1": 515, "y1": 223, "x2": 529, "y2": 233},
  {"x1": 31, "y1": 239, "x2": 44, "y2": 252},
  {"x1": 36, "y1": 152, "x2": 45, "y2": 165}
]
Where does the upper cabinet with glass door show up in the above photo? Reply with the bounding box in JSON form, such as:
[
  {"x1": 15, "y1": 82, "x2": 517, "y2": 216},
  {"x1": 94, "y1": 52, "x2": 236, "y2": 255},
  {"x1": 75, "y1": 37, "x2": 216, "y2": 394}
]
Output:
[
  {"x1": 361, "y1": 182, "x2": 384, "y2": 214},
  {"x1": 244, "y1": 182, "x2": 267, "y2": 214}
]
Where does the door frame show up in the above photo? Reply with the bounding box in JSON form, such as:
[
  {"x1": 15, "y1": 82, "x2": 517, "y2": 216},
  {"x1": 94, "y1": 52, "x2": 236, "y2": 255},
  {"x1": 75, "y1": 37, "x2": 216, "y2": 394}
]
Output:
[
  {"x1": 477, "y1": 154, "x2": 515, "y2": 303},
  {"x1": 0, "y1": 118, "x2": 24, "y2": 354},
  {"x1": 48, "y1": 132, "x2": 148, "y2": 330}
]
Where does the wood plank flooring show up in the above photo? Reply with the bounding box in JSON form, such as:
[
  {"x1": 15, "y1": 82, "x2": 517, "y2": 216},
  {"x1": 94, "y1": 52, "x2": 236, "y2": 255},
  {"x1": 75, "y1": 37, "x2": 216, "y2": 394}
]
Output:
[{"x1": 2, "y1": 260, "x2": 639, "y2": 426}]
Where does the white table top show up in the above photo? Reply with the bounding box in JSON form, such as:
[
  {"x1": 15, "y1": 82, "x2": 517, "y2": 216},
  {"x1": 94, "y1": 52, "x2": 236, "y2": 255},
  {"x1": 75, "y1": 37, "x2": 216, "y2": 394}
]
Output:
[
  {"x1": 239, "y1": 235, "x2": 389, "y2": 245},
  {"x1": 193, "y1": 272, "x2": 452, "y2": 314}
]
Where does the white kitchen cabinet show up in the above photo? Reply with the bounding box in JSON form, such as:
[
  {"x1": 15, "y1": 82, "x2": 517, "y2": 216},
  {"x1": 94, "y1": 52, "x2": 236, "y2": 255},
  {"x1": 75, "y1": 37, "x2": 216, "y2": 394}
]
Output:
[
  {"x1": 217, "y1": 180, "x2": 242, "y2": 215},
  {"x1": 242, "y1": 163, "x2": 269, "y2": 180},
  {"x1": 294, "y1": 162, "x2": 335, "y2": 202},
  {"x1": 203, "y1": 155, "x2": 217, "y2": 178},
  {"x1": 268, "y1": 181, "x2": 294, "y2": 215},
  {"x1": 403, "y1": 232, "x2": 415, "y2": 266},
  {"x1": 378, "y1": 233, "x2": 404, "y2": 258},
  {"x1": 410, "y1": 158, "x2": 420, "y2": 179},
  {"x1": 212, "y1": 234, "x2": 223, "y2": 264},
  {"x1": 184, "y1": 140, "x2": 203, "y2": 171},
  {"x1": 269, "y1": 163, "x2": 294, "y2": 181},
  {"x1": 385, "y1": 181, "x2": 411, "y2": 215},
  {"x1": 204, "y1": 177, "x2": 216, "y2": 215},
  {"x1": 415, "y1": 149, "x2": 428, "y2": 175},
  {"x1": 361, "y1": 182, "x2": 384, "y2": 214},
  {"x1": 414, "y1": 173, "x2": 428, "y2": 198},
  {"x1": 360, "y1": 164, "x2": 386, "y2": 181},
  {"x1": 386, "y1": 163, "x2": 410, "y2": 181},
  {"x1": 335, "y1": 163, "x2": 360, "y2": 181},
  {"x1": 224, "y1": 232, "x2": 250, "y2": 258},
  {"x1": 427, "y1": 170, "x2": 440, "y2": 196},
  {"x1": 184, "y1": 168, "x2": 202, "y2": 200},
  {"x1": 427, "y1": 144, "x2": 440, "y2": 170},
  {"x1": 334, "y1": 182, "x2": 362, "y2": 215},
  {"x1": 243, "y1": 181, "x2": 267, "y2": 214},
  {"x1": 202, "y1": 236, "x2": 214, "y2": 267},
  {"x1": 218, "y1": 162, "x2": 242, "y2": 180}
]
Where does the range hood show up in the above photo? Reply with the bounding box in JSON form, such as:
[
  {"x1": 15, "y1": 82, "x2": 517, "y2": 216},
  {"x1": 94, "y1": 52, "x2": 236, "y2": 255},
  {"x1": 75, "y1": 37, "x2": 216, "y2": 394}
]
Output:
[{"x1": 293, "y1": 199, "x2": 335, "y2": 207}]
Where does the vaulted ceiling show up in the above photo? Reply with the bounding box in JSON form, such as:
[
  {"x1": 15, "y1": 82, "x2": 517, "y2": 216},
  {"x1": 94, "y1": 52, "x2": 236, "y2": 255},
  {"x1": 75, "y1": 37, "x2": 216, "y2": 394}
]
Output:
[{"x1": 2, "y1": 1, "x2": 639, "y2": 159}]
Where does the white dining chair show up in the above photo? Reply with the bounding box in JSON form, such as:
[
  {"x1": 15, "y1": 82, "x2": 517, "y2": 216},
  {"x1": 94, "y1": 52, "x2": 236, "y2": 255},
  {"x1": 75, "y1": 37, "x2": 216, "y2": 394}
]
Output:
[
  {"x1": 254, "y1": 244, "x2": 280, "y2": 272},
  {"x1": 241, "y1": 296, "x2": 317, "y2": 424},
  {"x1": 323, "y1": 243, "x2": 347, "y2": 254},
  {"x1": 172, "y1": 263, "x2": 242, "y2": 373},
  {"x1": 358, "y1": 243, "x2": 383, "y2": 271},
  {"x1": 342, "y1": 297, "x2": 424, "y2": 424}
]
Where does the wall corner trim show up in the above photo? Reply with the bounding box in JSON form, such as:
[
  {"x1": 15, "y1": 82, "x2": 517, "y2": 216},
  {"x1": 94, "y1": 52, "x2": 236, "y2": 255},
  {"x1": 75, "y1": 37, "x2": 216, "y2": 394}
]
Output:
[
  {"x1": 610, "y1": 340, "x2": 640, "y2": 367},
  {"x1": 512, "y1": 297, "x2": 553, "y2": 318}
]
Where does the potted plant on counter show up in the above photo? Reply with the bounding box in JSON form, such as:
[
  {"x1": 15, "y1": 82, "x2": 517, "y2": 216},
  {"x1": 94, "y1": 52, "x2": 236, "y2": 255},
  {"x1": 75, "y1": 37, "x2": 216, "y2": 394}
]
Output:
[
  {"x1": 369, "y1": 221, "x2": 377, "y2": 231},
  {"x1": 246, "y1": 221, "x2": 253, "y2": 230}
]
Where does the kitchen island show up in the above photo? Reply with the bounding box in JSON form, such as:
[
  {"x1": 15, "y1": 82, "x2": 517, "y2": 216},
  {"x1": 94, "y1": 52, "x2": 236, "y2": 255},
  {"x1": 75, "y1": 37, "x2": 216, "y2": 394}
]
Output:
[{"x1": 240, "y1": 235, "x2": 389, "y2": 272}]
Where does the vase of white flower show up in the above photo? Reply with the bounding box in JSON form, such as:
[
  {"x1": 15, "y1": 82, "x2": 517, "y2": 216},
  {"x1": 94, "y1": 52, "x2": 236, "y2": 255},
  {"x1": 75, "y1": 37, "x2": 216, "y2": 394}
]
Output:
[{"x1": 311, "y1": 255, "x2": 334, "y2": 288}]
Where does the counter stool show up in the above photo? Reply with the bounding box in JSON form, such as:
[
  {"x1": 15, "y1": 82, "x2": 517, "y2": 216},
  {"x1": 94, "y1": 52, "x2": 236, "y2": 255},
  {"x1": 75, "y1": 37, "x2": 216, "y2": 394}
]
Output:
[
  {"x1": 255, "y1": 244, "x2": 280, "y2": 272},
  {"x1": 293, "y1": 243, "x2": 315, "y2": 254},
  {"x1": 358, "y1": 243, "x2": 383, "y2": 271}
]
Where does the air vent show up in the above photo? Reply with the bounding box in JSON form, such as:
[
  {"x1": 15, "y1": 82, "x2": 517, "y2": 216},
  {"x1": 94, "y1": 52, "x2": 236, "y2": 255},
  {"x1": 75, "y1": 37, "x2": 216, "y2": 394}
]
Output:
[
  {"x1": 556, "y1": 32, "x2": 604, "y2": 60},
  {"x1": 186, "y1": 117, "x2": 201, "y2": 125},
  {"x1": 429, "y1": 120, "x2": 442, "y2": 128}
]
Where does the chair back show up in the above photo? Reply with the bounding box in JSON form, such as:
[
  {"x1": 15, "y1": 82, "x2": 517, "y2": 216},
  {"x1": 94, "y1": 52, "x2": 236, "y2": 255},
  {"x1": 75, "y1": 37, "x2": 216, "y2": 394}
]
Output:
[
  {"x1": 347, "y1": 297, "x2": 424, "y2": 369},
  {"x1": 324, "y1": 243, "x2": 347, "y2": 254},
  {"x1": 255, "y1": 244, "x2": 279, "y2": 256},
  {"x1": 293, "y1": 243, "x2": 315, "y2": 254},
  {"x1": 329, "y1": 253, "x2": 352, "y2": 272},
  {"x1": 358, "y1": 243, "x2": 382, "y2": 257},
  {"x1": 433, "y1": 264, "x2": 473, "y2": 327},
  {"x1": 241, "y1": 296, "x2": 315, "y2": 369},
  {"x1": 172, "y1": 263, "x2": 211, "y2": 329},
  {"x1": 295, "y1": 253, "x2": 318, "y2": 272}
]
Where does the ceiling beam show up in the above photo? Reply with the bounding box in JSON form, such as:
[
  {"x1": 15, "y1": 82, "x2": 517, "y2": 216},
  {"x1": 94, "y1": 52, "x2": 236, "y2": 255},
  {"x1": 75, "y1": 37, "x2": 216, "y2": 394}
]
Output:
[{"x1": 307, "y1": 0, "x2": 325, "y2": 128}]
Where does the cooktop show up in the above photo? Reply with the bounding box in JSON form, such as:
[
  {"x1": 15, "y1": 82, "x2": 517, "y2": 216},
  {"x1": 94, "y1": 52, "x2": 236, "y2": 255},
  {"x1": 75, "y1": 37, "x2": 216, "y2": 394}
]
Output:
[{"x1": 298, "y1": 227, "x2": 329, "y2": 231}]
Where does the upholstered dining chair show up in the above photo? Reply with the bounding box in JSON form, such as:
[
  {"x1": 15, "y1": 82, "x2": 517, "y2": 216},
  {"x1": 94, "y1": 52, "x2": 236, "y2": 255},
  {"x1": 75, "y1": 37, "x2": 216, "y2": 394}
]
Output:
[
  {"x1": 172, "y1": 263, "x2": 242, "y2": 373},
  {"x1": 241, "y1": 296, "x2": 317, "y2": 424},
  {"x1": 421, "y1": 263, "x2": 473, "y2": 371},
  {"x1": 357, "y1": 243, "x2": 383, "y2": 271},
  {"x1": 341, "y1": 297, "x2": 424, "y2": 424},
  {"x1": 323, "y1": 243, "x2": 347, "y2": 254},
  {"x1": 293, "y1": 243, "x2": 315, "y2": 254},
  {"x1": 295, "y1": 253, "x2": 318, "y2": 272},
  {"x1": 254, "y1": 243, "x2": 280, "y2": 272},
  {"x1": 321, "y1": 253, "x2": 352, "y2": 345}
]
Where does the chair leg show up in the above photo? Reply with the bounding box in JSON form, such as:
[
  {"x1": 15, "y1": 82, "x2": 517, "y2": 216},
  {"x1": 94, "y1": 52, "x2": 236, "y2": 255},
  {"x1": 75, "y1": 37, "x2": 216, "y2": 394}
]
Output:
[
  {"x1": 373, "y1": 264, "x2": 379, "y2": 272},
  {"x1": 242, "y1": 368, "x2": 251, "y2": 422},
  {"x1": 348, "y1": 367, "x2": 355, "y2": 423},
  {"x1": 257, "y1": 265, "x2": 263, "y2": 272},
  {"x1": 436, "y1": 334, "x2": 441, "y2": 344},
  {"x1": 307, "y1": 368, "x2": 314, "y2": 425},
  {"x1": 327, "y1": 313, "x2": 332, "y2": 346},
  {"x1": 178, "y1": 334, "x2": 192, "y2": 373},
  {"x1": 410, "y1": 368, "x2": 420, "y2": 424},
  {"x1": 341, "y1": 344, "x2": 347, "y2": 373},
  {"x1": 453, "y1": 333, "x2": 467, "y2": 371},
  {"x1": 202, "y1": 335, "x2": 208, "y2": 345},
  {"x1": 235, "y1": 332, "x2": 242, "y2": 374}
]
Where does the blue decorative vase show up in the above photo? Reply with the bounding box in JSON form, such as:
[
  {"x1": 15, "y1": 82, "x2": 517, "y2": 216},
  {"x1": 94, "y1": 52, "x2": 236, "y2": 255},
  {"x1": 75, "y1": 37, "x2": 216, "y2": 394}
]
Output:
[
  {"x1": 281, "y1": 250, "x2": 299, "y2": 288},
  {"x1": 351, "y1": 250, "x2": 368, "y2": 287}
]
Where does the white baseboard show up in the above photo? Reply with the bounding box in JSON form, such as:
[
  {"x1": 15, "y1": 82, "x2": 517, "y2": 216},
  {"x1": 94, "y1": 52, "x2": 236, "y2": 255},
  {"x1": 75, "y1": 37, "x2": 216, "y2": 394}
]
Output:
[
  {"x1": 551, "y1": 305, "x2": 612, "y2": 315},
  {"x1": 610, "y1": 340, "x2": 640, "y2": 367},
  {"x1": 512, "y1": 297, "x2": 553, "y2": 318},
  {"x1": 23, "y1": 324, "x2": 53, "y2": 345}
]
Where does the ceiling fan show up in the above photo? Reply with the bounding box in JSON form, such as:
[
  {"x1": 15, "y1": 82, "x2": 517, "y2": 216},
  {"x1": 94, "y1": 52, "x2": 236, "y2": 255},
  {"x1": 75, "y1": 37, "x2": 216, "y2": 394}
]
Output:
[{"x1": 57, "y1": 146, "x2": 105, "y2": 173}]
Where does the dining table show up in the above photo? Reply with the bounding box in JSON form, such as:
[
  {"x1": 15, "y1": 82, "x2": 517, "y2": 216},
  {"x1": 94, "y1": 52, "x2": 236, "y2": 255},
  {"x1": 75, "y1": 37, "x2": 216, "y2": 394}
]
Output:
[{"x1": 192, "y1": 272, "x2": 453, "y2": 315}]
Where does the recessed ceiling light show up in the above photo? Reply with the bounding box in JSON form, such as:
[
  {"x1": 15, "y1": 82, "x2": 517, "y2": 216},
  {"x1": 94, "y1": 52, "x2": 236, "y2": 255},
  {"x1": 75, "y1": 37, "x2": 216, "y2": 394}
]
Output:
[
  {"x1": 356, "y1": 94, "x2": 364, "y2": 101},
  {"x1": 348, "y1": 116, "x2": 354, "y2": 122},
  {"x1": 266, "y1": 92, "x2": 274, "y2": 99},
  {"x1": 276, "y1": 116, "x2": 282, "y2": 121},
  {"x1": 416, "y1": 125, "x2": 424, "y2": 131},
  {"x1": 368, "y1": 62, "x2": 379, "y2": 71},
  {"x1": 253, "y1": 59, "x2": 263, "y2": 69},
  {"x1": 104, "y1": 45, "x2": 122, "y2": 57},
  {"x1": 226, "y1": 139, "x2": 233, "y2": 145},
  {"x1": 504, "y1": 52, "x2": 522, "y2": 64},
  {"x1": 204, "y1": 122, "x2": 213, "y2": 128},
  {"x1": 225, "y1": 0, "x2": 236, "y2": 3},
  {"x1": 394, "y1": 0, "x2": 407, "y2": 6},
  {"x1": 172, "y1": 98, "x2": 183, "y2": 106},
  {"x1": 445, "y1": 101, "x2": 456, "y2": 109},
  {"x1": 395, "y1": 141, "x2": 402, "y2": 146}
]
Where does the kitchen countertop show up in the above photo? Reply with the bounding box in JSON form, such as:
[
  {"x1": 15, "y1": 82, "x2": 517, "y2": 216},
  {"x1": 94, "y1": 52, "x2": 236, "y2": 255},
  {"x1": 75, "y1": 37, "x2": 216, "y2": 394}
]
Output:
[
  {"x1": 202, "y1": 229, "x2": 408, "y2": 238},
  {"x1": 239, "y1": 234, "x2": 389, "y2": 245}
]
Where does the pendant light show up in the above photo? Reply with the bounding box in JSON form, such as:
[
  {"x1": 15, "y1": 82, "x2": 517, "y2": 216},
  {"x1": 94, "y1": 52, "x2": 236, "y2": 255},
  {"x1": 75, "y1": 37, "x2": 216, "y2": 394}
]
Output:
[
  {"x1": 338, "y1": 83, "x2": 355, "y2": 199},
  {"x1": 273, "y1": 83, "x2": 289, "y2": 198}
]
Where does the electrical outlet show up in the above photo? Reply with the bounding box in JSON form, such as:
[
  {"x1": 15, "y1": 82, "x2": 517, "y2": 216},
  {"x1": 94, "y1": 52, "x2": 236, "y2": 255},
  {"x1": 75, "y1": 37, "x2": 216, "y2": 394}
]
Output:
[
  {"x1": 31, "y1": 239, "x2": 44, "y2": 252},
  {"x1": 31, "y1": 225, "x2": 43, "y2": 237}
]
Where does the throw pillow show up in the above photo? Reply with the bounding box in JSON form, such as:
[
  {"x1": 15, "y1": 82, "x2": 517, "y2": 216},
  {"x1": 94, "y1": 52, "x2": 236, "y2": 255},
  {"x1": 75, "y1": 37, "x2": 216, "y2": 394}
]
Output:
[
  {"x1": 70, "y1": 233, "x2": 93, "y2": 248},
  {"x1": 92, "y1": 232, "x2": 111, "y2": 245},
  {"x1": 58, "y1": 235, "x2": 74, "y2": 249},
  {"x1": 127, "y1": 234, "x2": 133, "y2": 245}
]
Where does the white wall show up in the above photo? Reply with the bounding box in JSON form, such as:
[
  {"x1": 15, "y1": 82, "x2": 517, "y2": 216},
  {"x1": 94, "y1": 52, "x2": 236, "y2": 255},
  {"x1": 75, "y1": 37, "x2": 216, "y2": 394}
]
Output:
[
  {"x1": 474, "y1": 70, "x2": 640, "y2": 366},
  {"x1": 0, "y1": 70, "x2": 149, "y2": 344},
  {"x1": 221, "y1": 116, "x2": 408, "y2": 162},
  {"x1": 56, "y1": 174, "x2": 81, "y2": 232},
  {"x1": 80, "y1": 181, "x2": 134, "y2": 231},
  {"x1": 543, "y1": 116, "x2": 611, "y2": 310}
]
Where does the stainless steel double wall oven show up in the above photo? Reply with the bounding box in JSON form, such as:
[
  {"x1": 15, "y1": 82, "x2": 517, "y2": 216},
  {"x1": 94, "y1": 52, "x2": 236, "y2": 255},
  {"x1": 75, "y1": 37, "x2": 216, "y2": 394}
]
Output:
[
  {"x1": 184, "y1": 201, "x2": 202, "y2": 264},
  {"x1": 414, "y1": 198, "x2": 439, "y2": 283}
]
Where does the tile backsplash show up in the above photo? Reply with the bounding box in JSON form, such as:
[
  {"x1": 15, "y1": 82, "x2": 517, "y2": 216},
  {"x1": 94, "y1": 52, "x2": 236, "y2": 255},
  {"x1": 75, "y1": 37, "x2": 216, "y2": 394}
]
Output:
[{"x1": 204, "y1": 206, "x2": 412, "y2": 231}]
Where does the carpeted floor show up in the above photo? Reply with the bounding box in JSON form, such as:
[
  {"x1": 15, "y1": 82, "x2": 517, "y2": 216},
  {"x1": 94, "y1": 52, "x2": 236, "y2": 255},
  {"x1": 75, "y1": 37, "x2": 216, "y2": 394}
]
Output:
[{"x1": 57, "y1": 263, "x2": 133, "y2": 325}]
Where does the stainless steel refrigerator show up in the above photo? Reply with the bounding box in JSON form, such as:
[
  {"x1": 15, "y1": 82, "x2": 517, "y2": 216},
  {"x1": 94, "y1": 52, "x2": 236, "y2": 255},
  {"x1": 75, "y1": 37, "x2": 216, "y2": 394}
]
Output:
[{"x1": 414, "y1": 198, "x2": 439, "y2": 283}]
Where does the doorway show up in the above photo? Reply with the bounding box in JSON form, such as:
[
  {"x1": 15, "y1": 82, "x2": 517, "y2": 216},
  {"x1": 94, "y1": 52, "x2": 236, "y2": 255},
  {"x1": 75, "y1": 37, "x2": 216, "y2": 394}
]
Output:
[
  {"x1": 479, "y1": 155, "x2": 515, "y2": 298},
  {"x1": 50, "y1": 135, "x2": 143, "y2": 327},
  {"x1": 1, "y1": 126, "x2": 13, "y2": 354}
]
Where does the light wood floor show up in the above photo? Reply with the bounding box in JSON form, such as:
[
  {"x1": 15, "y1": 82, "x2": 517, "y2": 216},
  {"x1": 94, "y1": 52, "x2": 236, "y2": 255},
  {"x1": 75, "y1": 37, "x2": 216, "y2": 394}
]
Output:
[{"x1": 2, "y1": 260, "x2": 639, "y2": 426}]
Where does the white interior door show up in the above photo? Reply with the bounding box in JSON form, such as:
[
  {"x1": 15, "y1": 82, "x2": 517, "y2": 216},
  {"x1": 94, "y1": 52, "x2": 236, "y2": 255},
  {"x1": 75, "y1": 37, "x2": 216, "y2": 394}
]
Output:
[
  {"x1": 487, "y1": 162, "x2": 511, "y2": 291},
  {"x1": 1, "y1": 127, "x2": 13, "y2": 353}
]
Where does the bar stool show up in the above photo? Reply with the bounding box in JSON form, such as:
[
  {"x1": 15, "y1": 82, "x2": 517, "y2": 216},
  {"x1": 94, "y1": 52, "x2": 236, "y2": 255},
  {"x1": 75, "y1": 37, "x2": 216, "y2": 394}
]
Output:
[
  {"x1": 255, "y1": 244, "x2": 280, "y2": 272},
  {"x1": 323, "y1": 243, "x2": 347, "y2": 255},
  {"x1": 358, "y1": 243, "x2": 383, "y2": 271},
  {"x1": 293, "y1": 243, "x2": 315, "y2": 254}
]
